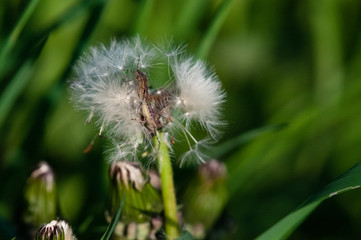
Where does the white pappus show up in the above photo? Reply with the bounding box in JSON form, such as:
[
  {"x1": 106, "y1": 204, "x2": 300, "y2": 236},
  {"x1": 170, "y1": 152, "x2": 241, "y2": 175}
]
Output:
[
  {"x1": 35, "y1": 220, "x2": 77, "y2": 240},
  {"x1": 69, "y1": 36, "x2": 226, "y2": 166}
]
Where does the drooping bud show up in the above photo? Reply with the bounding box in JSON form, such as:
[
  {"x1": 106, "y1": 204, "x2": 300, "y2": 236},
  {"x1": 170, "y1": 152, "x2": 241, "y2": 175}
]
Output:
[
  {"x1": 182, "y1": 160, "x2": 228, "y2": 238},
  {"x1": 109, "y1": 161, "x2": 146, "y2": 192},
  {"x1": 35, "y1": 220, "x2": 77, "y2": 240},
  {"x1": 107, "y1": 161, "x2": 163, "y2": 239},
  {"x1": 23, "y1": 161, "x2": 56, "y2": 236}
]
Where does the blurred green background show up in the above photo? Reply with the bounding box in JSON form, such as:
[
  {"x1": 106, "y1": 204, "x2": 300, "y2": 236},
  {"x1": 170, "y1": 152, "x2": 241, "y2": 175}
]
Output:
[{"x1": 1, "y1": 0, "x2": 361, "y2": 239}]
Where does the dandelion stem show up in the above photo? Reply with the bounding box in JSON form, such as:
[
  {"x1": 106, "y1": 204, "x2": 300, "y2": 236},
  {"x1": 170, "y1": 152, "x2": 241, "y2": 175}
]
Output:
[{"x1": 155, "y1": 132, "x2": 179, "y2": 239}]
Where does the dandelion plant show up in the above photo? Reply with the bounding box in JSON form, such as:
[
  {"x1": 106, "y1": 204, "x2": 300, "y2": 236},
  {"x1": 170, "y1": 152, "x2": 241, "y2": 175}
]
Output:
[{"x1": 69, "y1": 36, "x2": 225, "y2": 238}]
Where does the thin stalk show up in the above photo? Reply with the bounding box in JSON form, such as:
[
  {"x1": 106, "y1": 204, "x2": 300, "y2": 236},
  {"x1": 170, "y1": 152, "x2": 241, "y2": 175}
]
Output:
[{"x1": 155, "y1": 132, "x2": 179, "y2": 239}]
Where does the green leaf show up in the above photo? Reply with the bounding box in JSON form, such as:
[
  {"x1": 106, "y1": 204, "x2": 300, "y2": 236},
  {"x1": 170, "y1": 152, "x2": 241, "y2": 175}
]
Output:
[
  {"x1": 37, "y1": 0, "x2": 104, "y2": 35},
  {"x1": 24, "y1": 0, "x2": 105, "y2": 60},
  {"x1": 177, "y1": 230, "x2": 194, "y2": 240},
  {"x1": 100, "y1": 198, "x2": 125, "y2": 240},
  {"x1": 256, "y1": 162, "x2": 361, "y2": 240}
]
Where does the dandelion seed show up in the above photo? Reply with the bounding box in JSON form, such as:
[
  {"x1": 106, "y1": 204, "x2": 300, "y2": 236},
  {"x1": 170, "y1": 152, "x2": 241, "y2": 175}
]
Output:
[{"x1": 69, "y1": 36, "x2": 226, "y2": 165}]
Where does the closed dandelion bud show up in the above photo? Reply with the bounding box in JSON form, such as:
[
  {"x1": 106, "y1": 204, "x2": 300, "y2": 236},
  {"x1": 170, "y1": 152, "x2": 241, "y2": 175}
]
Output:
[
  {"x1": 23, "y1": 161, "x2": 56, "y2": 234},
  {"x1": 35, "y1": 220, "x2": 77, "y2": 240},
  {"x1": 182, "y1": 160, "x2": 228, "y2": 238},
  {"x1": 108, "y1": 161, "x2": 162, "y2": 224}
]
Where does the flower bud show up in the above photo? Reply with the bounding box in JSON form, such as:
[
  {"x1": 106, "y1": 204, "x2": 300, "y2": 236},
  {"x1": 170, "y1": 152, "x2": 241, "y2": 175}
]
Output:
[
  {"x1": 23, "y1": 161, "x2": 56, "y2": 235},
  {"x1": 35, "y1": 220, "x2": 77, "y2": 240},
  {"x1": 108, "y1": 161, "x2": 162, "y2": 224},
  {"x1": 182, "y1": 160, "x2": 228, "y2": 238}
]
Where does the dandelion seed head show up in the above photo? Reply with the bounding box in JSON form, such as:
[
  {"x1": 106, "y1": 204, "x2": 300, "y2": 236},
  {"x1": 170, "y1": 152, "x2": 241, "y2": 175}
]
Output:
[{"x1": 69, "y1": 36, "x2": 226, "y2": 165}]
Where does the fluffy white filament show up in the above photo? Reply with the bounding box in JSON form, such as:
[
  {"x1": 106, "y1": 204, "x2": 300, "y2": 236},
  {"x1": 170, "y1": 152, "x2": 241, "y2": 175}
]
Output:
[
  {"x1": 38, "y1": 220, "x2": 77, "y2": 240},
  {"x1": 69, "y1": 36, "x2": 225, "y2": 165},
  {"x1": 171, "y1": 57, "x2": 225, "y2": 139}
]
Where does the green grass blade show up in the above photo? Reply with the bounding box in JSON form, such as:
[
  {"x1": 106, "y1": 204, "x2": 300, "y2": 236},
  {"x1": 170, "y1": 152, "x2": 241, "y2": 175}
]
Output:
[
  {"x1": 0, "y1": 0, "x2": 40, "y2": 74},
  {"x1": 0, "y1": 61, "x2": 34, "y2": 129},
  {"x1": 0, "y1": 0, "x2": 103, "y2": 80},
  {"x1": 196, "y1": 0, "x2": 235, "y2": 59},
  {"x1": 256, "y1": 162, "x2": 361, "y2": 240},
  {"x1": 255, "y1": 201, "x2": 321, "y2": 240},
  {"x1": 53, "y1": 0, "x2": 107, "y2": 88},
  {"x1": 22, "y1": 0, "x2": 105, "y2": 56},
  {"x1": 100, "y1": 198, "x2": 124, "y2": 240}
]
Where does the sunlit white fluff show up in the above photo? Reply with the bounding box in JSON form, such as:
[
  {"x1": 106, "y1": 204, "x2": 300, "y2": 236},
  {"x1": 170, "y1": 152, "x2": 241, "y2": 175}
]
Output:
[
  {"x1": 70, "y1": 38, "x2": 152, "y2": 158},
  {"x1": 69, "y1": 36, "x2": 226, "y2": 165},
  {"x1": 171, "y1": 57, "x2": 225, "y2": 139},
  {"x1": 59, "y1": 221, "x2": 77, "y2": 240},
  {"x1": 76, "y1": 38, "x2": 155, "y2": 78},
  {"x1": 36, "y1": 220, "x2": 77, "y2": 240}
]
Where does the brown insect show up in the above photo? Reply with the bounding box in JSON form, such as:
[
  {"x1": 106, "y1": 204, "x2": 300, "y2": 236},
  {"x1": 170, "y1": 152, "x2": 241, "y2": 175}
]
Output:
[
  {"x1": 135, "y1": 70, "x2": 164, "y2": 135},
  {"x1": 135, "y1": 70, "x2": 174, "y2": 136},
  {"x1": 136, "y1": 69, "x2": 149, "y2": 99}
]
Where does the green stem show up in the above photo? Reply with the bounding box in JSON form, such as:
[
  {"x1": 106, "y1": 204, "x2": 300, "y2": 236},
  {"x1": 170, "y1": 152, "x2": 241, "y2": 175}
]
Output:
[{"x1": 155, "y1": 133, "x2": 179, "y2": 239}]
